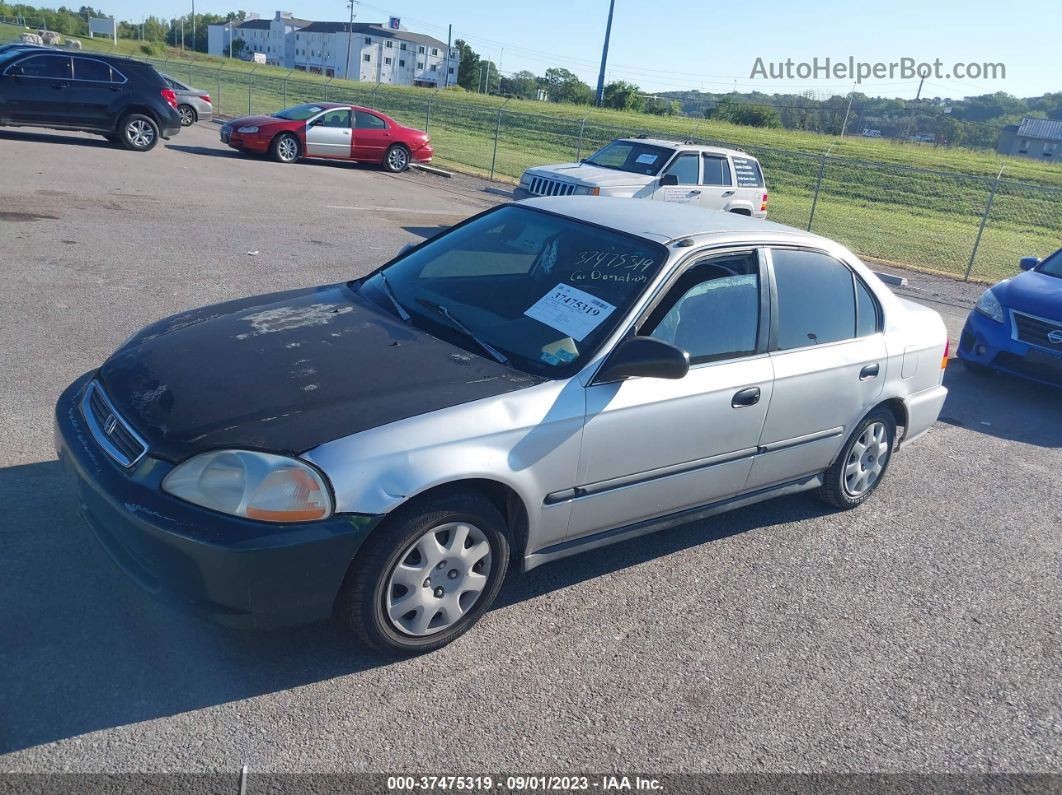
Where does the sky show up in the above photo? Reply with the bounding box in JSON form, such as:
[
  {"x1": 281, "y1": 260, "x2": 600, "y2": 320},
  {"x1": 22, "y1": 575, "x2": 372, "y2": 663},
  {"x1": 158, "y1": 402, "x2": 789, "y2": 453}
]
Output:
[{"x1": 98, "y1": 0, "x2": 1058, "y2": 99}]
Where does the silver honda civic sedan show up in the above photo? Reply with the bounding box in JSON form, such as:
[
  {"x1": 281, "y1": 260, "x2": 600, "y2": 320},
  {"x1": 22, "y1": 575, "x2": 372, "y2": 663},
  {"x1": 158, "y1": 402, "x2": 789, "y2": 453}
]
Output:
[
  {"x1": 162, "y1": 74, "x2": 213, "y2": 126},
  {"x1": 55, "y1": 197, "x2": 948, "y2": 654}
]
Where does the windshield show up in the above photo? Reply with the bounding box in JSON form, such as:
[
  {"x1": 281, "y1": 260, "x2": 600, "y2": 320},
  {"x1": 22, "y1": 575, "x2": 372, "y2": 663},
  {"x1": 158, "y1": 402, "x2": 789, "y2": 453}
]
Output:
[
  {"x1": 359, "y1": 205, "x2": 667, "y2": 377},
  {"x1": 583, "y1": 141, "x2": 674, "y2": 176},
  {"x1": 272, "y1": 103, "x2": 325, "y2": 121},
  {"x1": 1037, "y1": 248, "x2": 1062, "y2": 278}
]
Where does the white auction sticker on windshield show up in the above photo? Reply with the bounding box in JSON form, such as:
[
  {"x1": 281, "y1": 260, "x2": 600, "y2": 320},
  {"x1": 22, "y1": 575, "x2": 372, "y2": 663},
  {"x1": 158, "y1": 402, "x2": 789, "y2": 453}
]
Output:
[
  {"x1": 635, "y1": 153, "x2": 658, "y2": 164},
  {"x1": 524, "y1": 284, "x2": 616, "y2": 341}
]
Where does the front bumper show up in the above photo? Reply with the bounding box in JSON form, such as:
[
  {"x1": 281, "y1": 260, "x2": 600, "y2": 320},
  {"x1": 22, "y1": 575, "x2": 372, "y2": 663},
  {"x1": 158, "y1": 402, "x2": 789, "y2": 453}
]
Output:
[
  {"x1": 221, "y1": 128, "x2": 269, "y2": 154},
  {"x1": 55, "y1": 372, "x2": 381, "y2": 629},
  {"x1": 958, "y1": 309, "x2": 1062, "y2": 388}
]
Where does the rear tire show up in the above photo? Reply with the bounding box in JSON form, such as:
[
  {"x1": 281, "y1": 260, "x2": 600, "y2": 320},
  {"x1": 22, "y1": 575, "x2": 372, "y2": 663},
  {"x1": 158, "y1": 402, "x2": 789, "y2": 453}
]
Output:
[
  {"x1": 338, "y1": 489, "x2": 510, "y2": 655},
  {"x1": 177, "y1": 104, "x2": 196, "y2": 126},
  {"x1": 383, "y1": 144, "x2": 410, "y2": 173},
  {"x1": 117, "y1": 113, "x2": 159, "y2": 152},
  {"x1": 818, "y1": 408, "x2": 896, "y2": 510},
  {"x1": 270, "y1": 132, "x2": 300, "y2": 163}
]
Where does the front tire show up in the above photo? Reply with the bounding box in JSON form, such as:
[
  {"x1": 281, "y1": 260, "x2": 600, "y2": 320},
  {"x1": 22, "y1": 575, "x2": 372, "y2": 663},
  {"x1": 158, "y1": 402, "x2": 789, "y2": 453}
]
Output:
[
  {"x1": 339, "y1": 489, "x2": 510, "y2": 655},
  {"x1": 270, "y1": 132, "x2": 300, "y2": 163},
  {"x1": 177, "y1": 104, "x2": 196, "y2": 126},
  {"x1": 118, "y1": 113, "x2": 159, "y2": 151},
  {"x1": 383, "y1": 144, "x2": 410, "y2": 173},
  {"x1": 818, "y1": 408, "x2": 896, "y2": 510}
]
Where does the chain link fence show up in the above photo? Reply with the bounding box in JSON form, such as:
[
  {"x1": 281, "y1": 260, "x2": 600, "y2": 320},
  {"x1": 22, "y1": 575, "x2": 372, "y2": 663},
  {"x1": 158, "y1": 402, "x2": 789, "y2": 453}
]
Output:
[{"x1": 134, "y1": 57, "x2": 1062, "y2": 283}]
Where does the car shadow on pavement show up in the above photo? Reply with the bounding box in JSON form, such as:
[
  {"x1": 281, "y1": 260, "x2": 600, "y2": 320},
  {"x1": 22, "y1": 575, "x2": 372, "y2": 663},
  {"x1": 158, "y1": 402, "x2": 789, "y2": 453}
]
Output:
[
  {"x1": 0, "y1": 458, "x2": 831, "y2": 754},
  {"x1": 402, "y1": 225, "x2": 450, "y2": 239},
  {"x1": 165, "y1": 144, "x2": 245, "y2": 158},
  {"x1": 938, "y1": 360, "x2": 1062, "y2": 448},
  {"x1": 0, "y1": 130, "x2": 113, "y2": 150}
]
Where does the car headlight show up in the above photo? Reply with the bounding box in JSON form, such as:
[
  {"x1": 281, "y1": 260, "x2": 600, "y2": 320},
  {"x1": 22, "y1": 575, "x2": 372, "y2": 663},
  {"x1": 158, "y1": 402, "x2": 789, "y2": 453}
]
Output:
[
  {"x1": 237, "y1": 125, "x2": 259, "y2": 134},
  {"x1": 574, "y1": 185, "x2": 601, "y2": 196},
  {"x1": 162, "y1": 450, "x2": 333, "y2": 522},
  {"x1": 974, "y1": 288, "x2": 1005, "y2": 323}
]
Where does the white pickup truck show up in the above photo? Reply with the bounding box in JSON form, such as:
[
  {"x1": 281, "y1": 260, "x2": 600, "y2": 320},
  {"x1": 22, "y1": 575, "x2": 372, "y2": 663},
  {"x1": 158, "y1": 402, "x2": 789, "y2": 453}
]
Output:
[{"x1": 514, "y1": 136, "x2": 768, "y2": 218}]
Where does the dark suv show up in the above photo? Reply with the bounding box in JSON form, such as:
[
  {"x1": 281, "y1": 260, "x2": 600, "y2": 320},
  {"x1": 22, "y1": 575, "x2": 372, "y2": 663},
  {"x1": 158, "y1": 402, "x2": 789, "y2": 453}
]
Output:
[{"x1": 0, "y1": 47, "x2": 181, "y2": 151}]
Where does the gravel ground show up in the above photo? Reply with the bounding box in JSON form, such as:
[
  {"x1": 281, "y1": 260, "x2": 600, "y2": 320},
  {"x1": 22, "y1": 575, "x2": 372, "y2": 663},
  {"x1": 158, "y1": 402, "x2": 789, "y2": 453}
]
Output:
[{"x1": 0, "y1": 124, "x2": 1058, "y2": 775}]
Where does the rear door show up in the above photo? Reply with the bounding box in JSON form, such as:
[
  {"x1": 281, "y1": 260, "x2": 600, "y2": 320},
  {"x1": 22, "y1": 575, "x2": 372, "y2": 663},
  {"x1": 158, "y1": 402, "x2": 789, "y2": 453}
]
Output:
[
  {"x1": 70, "y1": 56, "x2": 118, "y2": 129},
  {"x1": 2, "y1": 53, "x2": 73, "y2": 124},
  {"x1": 651, "y1": 151, "x2": 701, "y2": 203},
  {"x1": 692, "y1": 153, "x2": 736, "y2": 210},
  {"x1": 352, "y1": 109, "x2": 393, "y2": 162},
  {"x1": 745, "y1": 247, "x2": 886, "y2": 491},
  {"x1": 305, "y1": 107, "x2": 352, "y2": 158}
]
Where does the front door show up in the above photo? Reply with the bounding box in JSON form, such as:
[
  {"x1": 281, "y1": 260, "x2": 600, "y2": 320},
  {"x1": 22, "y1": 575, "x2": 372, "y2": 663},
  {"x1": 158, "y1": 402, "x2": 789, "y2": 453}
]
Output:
[
  {"x1": 305, "y1": 107, "x2": 352, "y2": 158},
  {"x1": 745, "y1": 247, "x2": 887, "y2": 490},
  {"x1": 566, "y1": 250, "x2": 773, "y2": 540},
  {"x1": 652, "y1": 151, "x2": 701, "y2": 203},
  {"x1": 352, "y1": 109, "x2": 393, "y2": 161},
  {"x1": 1, "y1": 53, "x2": 73, "y2": 125}
]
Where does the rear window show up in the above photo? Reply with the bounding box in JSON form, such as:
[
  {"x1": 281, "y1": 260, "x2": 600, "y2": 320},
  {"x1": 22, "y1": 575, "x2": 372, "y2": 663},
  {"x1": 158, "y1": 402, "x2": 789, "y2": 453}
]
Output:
[{"x1": 732, "y1": 156, "x2": 764, "y2": 188}]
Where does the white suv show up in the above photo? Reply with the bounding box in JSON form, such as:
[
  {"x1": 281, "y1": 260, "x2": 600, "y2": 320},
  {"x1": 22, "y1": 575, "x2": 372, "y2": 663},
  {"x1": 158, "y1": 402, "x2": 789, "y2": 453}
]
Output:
[{"x1": 515, "y1": 137, "x2": 768, "y2": 218}]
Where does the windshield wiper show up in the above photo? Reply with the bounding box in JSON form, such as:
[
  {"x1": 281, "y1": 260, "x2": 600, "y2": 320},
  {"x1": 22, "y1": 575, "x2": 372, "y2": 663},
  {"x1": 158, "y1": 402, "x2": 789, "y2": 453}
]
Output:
[
  {"x1": 415, "y1": 299, "x2": 509, "y2": 365},
  {"x1": 376, "y1": 272, "x2": 411, "y2": 322}
]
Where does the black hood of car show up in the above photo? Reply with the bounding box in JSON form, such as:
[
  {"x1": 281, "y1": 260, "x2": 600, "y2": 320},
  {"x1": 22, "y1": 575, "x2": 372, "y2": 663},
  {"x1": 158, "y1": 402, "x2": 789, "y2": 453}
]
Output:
[{"x1": 99, "y1": 284, "x2": 543, "y2": 462}]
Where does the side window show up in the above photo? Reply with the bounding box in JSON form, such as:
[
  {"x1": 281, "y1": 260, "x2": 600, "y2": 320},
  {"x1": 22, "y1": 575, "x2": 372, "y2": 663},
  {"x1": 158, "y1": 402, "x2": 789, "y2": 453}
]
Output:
[
  {"x1": 732, "y1": 156, "x2": 765, "y2": 188},
  {"x1": 772, "y1": 249, "x2": 856, "y2": 350},
  {"x1": 355, "y1": 110, "x2": 388, "y2": 130},
  {"x1": 855, "y1": 276, "x2": 881, "y2": 337},
  {"x1": 14, "y1": 55, "x2": 72, "y2": 79},
  {"x1": 317, "y1": 109, "x2": 351, "y2": 128},
  {"x1": 643, "y1": 253, "x2": 760, "y2": 363},
  {"x1": 661, "y1": 153, "x2": 699, "y2": 185},
  {"x1": 73, "y1": 58, "x2": 111, "y2": 82},
  {"x1": 701, "y1": 155, "x2": 732, "y2": 186}
]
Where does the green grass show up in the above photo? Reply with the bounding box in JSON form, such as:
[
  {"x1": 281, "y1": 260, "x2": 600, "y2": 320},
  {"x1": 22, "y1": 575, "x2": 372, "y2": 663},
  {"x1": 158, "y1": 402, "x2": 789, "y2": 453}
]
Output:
[{"x1": 3, "y1": 22, "x2": 1060, "y2": 281}]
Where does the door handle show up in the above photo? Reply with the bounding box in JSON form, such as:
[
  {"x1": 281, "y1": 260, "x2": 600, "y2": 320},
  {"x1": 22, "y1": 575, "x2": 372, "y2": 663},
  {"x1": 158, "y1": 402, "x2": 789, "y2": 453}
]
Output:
[
  {"x1": 689, "y1": 189, "x2": 701, "y2": 195},
  {"x1": 859, "y1": 363, "x2": 880, "y2": 380},
  {"x1": 51, "y1": 83, "x2": 67, "y2": 90},
  {"x1": 722, "y1": 189, "x2": 735, "y2": 196},
  {"x1": 731, "y1": 386, "x2": 761, "y2": 408}
]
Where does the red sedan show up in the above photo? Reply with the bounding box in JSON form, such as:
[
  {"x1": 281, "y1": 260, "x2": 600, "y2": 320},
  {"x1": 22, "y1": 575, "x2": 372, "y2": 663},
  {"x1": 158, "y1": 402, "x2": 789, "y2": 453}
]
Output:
[{"x1": 220, "y1": 103, "x2": 433, "y2": 172}]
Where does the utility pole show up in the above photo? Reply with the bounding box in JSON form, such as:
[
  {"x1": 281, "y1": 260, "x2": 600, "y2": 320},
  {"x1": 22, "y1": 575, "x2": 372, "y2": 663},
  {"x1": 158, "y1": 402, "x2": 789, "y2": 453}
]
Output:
[
  {"x1": 181, "y1": 17, "x2": 184, "y2": 51},
  {"x1": 344, "y1": 0, "x2": 358, "y2": 81},
  {"x1": 839, "y1": 83, "x2": 855, "y2": 137},
  {"x1": 594, "y1": 0, "x2": 615, "y2": 106},
  {"x1": 191, "y1": 0, "x2": 195, "y2": 53},
  {"x1": 444, "y1": 23, "x2": 451, "y2": 88}
]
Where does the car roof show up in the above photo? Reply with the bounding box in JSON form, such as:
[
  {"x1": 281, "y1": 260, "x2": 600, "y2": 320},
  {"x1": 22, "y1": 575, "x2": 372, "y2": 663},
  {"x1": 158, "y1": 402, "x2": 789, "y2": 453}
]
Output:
[
  {"x1": 616, "y1": 137, "x2": 755, "y2": 159},
  {"x1": 520, "y1": 196, "x2": 825, "y2": 247}
]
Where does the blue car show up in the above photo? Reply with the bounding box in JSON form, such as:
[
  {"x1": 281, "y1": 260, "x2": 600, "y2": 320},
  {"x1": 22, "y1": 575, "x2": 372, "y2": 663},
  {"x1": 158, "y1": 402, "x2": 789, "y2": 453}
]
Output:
[{"x1": 958, "y1": 247, "x2": 1062, "y2": 387}]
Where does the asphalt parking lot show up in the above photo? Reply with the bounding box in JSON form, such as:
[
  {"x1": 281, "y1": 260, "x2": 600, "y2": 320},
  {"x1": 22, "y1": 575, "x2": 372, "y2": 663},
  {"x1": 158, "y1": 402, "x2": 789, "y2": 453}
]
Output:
[{"x1": 0, "y1": 123, "x2": 1059, "y2": 774}]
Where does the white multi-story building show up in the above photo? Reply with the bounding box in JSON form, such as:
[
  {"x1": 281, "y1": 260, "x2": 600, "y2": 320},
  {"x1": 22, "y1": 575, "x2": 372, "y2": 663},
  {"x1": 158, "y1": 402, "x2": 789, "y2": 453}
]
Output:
[{"x1": 208, "y1": 12, "x2": 456, "y2": 88}]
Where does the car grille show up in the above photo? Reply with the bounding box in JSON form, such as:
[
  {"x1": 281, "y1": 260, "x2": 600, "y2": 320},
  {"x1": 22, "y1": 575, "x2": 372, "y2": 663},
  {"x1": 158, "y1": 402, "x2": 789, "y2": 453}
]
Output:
[
  {"x1": 220, "y1": 124, "x2": 232, "y2": 143},
  {"x1": 527, "y1": 176, "x2": 578, "y2": 196},
  {"x1": 80, "y1": 380, "x2": 148, "y2": 468},
  {"x1": 1012, "y1": 310, "x2": 1062, "y2": 350}
]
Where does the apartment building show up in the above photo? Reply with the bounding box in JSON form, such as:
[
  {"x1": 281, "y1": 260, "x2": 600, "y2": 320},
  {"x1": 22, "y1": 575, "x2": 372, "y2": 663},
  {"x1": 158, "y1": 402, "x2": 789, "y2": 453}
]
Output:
[{"x1": 208, "y1": 12, "x2": 456, "y2": 87}]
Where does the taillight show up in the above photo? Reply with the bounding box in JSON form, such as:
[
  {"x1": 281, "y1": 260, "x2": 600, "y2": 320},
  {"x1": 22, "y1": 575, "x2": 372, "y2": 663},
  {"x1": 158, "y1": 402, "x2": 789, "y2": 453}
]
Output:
[
  {"x1": 589, "y1": 187, "x2": 601, "y2": 196},
  {"x1": 199, "y1": 95, "x2": 211, "y2": 104},
  {"x1": 161, "y1": 88, "x2": 178, "y2": 109},
  {"x1": 942, "y1": 338, "x2": 950, "y2": 369},
  {"x1": 760, "y1": 192, "x2": 768, "y2": 212}
]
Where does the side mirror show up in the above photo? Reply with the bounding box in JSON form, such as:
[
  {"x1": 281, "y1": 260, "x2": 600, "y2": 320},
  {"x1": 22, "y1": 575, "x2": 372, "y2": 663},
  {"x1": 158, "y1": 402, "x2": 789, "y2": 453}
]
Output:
[
  {"x1": 1019, "y1": 256, "x2": 1040, "y2": 271},
  {"x1": 397, "y1": 242, "x2": 416, "y2": 257},
  {"x1": 659, "y1": 173, "x2": 679, "y2": 187},
  {"x1": 594, "y1": 336, "x2": 689, "y2": 383},
  {"x1": 5, "y1": 65, "x2": 22, "y2": 76}
]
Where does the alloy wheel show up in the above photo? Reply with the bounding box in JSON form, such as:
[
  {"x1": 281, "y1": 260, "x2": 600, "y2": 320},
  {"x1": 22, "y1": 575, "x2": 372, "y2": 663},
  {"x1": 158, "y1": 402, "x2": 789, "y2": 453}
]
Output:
[
  {"x1": 387, "y1": 147, "x2": 408, "y2": 171},
  {"x1": 126, "y1": 119, "x2": 155, "y2": 149},
  {"x1": 844, "y1": 421, "x2": 889, "y2": 497},
  {"x1": 384, "y1": 521, "x2": 492, "y2": 637},
  {"x1": 178, "y1": 106, "x2": 194, "y2": 126},
  {"x1": 277, "y1": 136, "x2": 298, "y2": 162}
]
